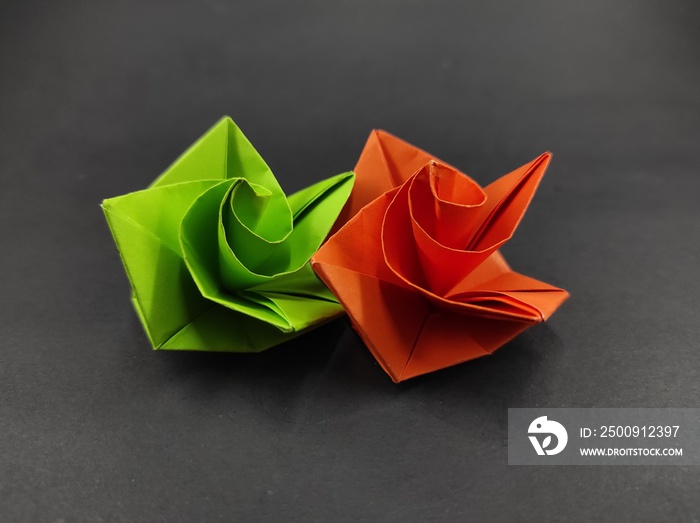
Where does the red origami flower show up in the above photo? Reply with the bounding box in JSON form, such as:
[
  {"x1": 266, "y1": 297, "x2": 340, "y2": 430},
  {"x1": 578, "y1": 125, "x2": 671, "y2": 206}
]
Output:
[{"x1": 312, "y1": 130, "x2": 569, "y2": 382}]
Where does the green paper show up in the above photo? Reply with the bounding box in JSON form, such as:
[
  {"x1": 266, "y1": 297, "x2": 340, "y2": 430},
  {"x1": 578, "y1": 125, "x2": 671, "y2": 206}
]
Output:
[{"x1": 102, "y1": 116, "x2": 354, "y2": 352}]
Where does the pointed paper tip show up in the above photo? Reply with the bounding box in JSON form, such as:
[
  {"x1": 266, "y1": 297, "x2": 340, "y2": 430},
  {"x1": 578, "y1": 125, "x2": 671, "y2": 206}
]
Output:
[
  {"x1": 216, "y1": 115, "x2": 238, "y2": 135},
  {"x1": 517, "y1": 151, "x2": 553, "y2": 179},
  {"x1": 537, "y1": 151, "x2": 553, "y2": 167},
  {"x1": 370, "y1": 129, "x2": 399, "y2": 142}
]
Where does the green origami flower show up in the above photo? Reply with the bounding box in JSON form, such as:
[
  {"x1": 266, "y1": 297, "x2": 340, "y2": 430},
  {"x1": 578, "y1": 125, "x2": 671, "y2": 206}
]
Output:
[{"x1": 102, "y1": 117, "x2": 355, "y2": 352}]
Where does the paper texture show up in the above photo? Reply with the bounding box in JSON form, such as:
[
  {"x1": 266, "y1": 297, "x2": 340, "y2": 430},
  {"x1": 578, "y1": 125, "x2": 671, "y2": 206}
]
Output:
[
  {"x1": 312, "y1": 130, "x2": 568, "y2": 382},
  {"x1": 103, "y1": 117, "x2": 354, "y2": 352}
]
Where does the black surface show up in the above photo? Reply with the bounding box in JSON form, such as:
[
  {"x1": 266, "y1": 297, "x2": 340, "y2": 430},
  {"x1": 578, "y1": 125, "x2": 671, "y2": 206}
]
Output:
[{"x1": 2, "y1": 1, "x2": 700, "y2": 521}]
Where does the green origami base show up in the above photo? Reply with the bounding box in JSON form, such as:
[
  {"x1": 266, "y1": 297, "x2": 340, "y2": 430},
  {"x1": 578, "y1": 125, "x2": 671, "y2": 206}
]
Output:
[{"x1": 102, "y1": 116, "x2": 354, "y2": 352}]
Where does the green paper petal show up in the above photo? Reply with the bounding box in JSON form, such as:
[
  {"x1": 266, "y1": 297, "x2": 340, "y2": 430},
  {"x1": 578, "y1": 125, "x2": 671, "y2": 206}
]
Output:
[
  {"x1": 102, "y1": 204, "x2": 211, "y2": 347},
  {"x1": 149, "y1": 116, "x2": 279, "y2": 190},
  {"x1": 158, "y1": 306, "x2": 308, "y2": 353}
]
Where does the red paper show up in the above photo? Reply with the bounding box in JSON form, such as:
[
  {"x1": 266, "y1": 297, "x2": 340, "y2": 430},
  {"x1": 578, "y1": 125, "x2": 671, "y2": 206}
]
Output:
[{"x1": 312, "y1": 130, "x2": 569, "y2": 382}]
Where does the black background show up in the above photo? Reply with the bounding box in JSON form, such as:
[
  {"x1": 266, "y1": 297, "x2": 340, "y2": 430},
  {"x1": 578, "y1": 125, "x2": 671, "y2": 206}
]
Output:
[{"x1": 2, "y1": 1, "x2": 699, "y2": 521}]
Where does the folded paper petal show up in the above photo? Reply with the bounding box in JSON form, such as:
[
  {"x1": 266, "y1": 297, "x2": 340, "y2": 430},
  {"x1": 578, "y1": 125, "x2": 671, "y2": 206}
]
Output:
[
  {"x1": 331, "y1": 130, "x2": 441, "y2": 234},
  {"x1": 103, "y1": 116, "x2": 354, "y2": 351},
  {"x1": 313, "y1": 130, "x2": 568, "y2": 382}
]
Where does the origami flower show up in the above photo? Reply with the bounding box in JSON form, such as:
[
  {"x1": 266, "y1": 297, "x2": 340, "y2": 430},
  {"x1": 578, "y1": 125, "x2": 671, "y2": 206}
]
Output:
[
  {"x1": 102, "y1": 117, "x2": 354, "y2": 352},
  {"x1": 312, "y1": 131, "x2": 568, "y2": 382}
]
